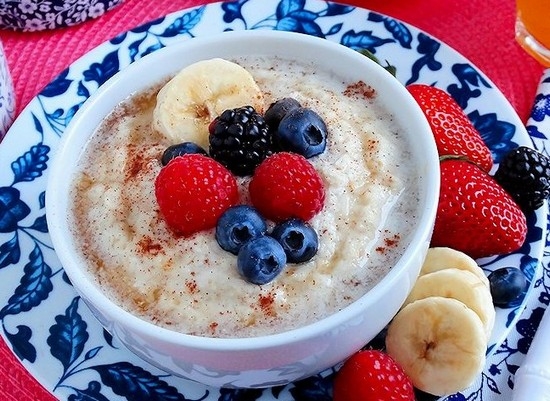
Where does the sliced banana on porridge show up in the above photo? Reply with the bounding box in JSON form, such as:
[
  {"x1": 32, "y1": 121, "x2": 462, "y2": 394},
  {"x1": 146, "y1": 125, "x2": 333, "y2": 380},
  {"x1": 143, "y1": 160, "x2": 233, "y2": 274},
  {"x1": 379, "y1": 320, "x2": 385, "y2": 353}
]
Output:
[
  {"x1": 152, "y1": 58, "x2": 265, "y2": 148},
  {"x1": 420, "y1": 246, "x2": 490, "y2": 288},
  {"x1": 403, "y1": 268, "x2": 495, "y2": 339},
  {"x1": 386, "y1": 296, "x2": 487, "y2": 397}
]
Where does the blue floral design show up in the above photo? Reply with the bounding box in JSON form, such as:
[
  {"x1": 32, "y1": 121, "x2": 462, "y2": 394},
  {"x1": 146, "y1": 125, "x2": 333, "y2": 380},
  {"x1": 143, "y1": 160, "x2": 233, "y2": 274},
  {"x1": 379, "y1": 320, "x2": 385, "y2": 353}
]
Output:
[
  {"x1": 0, "y1": 0, "x2": 124, "y2": 32},
  {"x1": 223, "y1": 0, "x2": 354, "y2": 37},
  {"x1": 340, "y1": 29, "x2": 394, "y2": 52},
  {"x1": 33, "y1": 6, "x2": 206, "y2": 140},
  {"x1": 406, "y1": 33, "x2": 442, "y2": 85},
  {"x1": 530, "y1": 93, "x2": 550, "y2": 122},
  {"x1": 0, "y1": 139, "x2": 56, "y2": 370},
  {"x1": 367, "y1": 12, "x2": 413, "y2": 49},
  {"x1": 447, "y1": 64, "x2": 491, "y2": 109},
  {"x1": 43, "y1": 297, "x2": 207, "y2": 400},
  {"x1": 222, "y1": 0, "x2": 248, "y2": 24},
  {"x1": 91, "y1": 362, "x2": 195, "y2": 400},
  {"x1": 467, "y1": 111, "x2": 517, "y2": 164},
  {"x1": 0, "y1": 187, "x2": 30, "y2": 233}
]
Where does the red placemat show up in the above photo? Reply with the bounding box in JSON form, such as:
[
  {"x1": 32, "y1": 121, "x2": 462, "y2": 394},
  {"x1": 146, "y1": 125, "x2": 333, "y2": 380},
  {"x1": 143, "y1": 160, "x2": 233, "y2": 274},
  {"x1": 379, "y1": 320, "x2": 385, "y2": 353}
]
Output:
[
  {"x1": 0, "y1": 0, "x2": 545, "y2": 400},
  {"x1": 2, "y1": 0, "x2": 545, "y2": 122}
]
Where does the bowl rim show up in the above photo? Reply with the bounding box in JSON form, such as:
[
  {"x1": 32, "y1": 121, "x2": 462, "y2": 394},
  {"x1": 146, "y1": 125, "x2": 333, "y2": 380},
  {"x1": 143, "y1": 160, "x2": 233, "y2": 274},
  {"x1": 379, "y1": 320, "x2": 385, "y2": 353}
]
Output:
[{"x1": 46, "y1": 29, "x2": 440, "y2": 351}]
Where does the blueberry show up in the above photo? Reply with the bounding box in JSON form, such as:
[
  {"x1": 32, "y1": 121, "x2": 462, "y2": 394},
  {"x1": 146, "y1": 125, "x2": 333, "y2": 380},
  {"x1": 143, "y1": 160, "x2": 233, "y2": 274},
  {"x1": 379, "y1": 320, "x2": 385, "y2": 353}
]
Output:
[
  {"x1": 271, "y1": 218, "x2": 318, "y2": 263},
  {"x1": 161, "y1": 142, "x2": 207, "y2": 166},
  {"x1": 488, "y1": 266, "x2": 528, "y2": 307},
  {"x1": 276, "y1": 107, "x2": 327, "y2": 158},
  {"x1": 237, "y1": 236, "x2": 287, "y2": 284},
  {"x1": 264, "y1": 97, "x2": 301, "y2": 130},
  {"x1": 216, "y1": 205, "x2": 267, "y2": 255}
]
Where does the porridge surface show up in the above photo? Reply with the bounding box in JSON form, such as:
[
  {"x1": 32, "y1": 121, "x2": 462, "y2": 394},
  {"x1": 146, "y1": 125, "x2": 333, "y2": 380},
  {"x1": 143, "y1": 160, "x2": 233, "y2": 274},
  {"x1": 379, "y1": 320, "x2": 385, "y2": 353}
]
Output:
[{"x1": 70, "y1": 56, "x2": 420, "y2": 338}]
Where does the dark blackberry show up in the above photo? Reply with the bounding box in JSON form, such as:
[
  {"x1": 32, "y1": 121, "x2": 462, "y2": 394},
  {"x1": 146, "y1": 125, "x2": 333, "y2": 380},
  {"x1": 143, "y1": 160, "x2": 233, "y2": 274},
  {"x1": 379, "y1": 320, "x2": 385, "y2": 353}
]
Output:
[
  {"x1": 494, "y1": 146, "x2": 550, "y2": 213},
  {"x1": 208, "y1": 106, "x2": 274, "y2": 176}
]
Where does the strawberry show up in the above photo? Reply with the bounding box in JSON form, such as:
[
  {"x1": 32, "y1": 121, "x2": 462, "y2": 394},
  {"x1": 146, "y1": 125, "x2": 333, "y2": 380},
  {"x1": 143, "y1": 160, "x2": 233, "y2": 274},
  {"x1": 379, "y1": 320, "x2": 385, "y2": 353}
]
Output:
[
  {"x1": 407, "y1": 84, "x2": 493, "y2": 172},
  {"x1": 432, "y1": 157, "x2": 527, "y2": 259},
  {"x1": 155, "y1": 154, "x2": 238, "y2": 236},
  {"x1": 333, "y1": 350, "x2": 415, "y2": 401},
  {"x1": 249, "y1": 152, "x2": 325, "y2": 222}
]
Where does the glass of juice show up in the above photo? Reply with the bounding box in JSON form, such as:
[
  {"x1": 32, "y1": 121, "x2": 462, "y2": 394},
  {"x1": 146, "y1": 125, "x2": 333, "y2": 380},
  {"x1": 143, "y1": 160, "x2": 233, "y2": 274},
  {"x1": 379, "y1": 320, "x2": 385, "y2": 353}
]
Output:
[{"x1": 516, "y1": 0, "x2": 550, "y2": 66}]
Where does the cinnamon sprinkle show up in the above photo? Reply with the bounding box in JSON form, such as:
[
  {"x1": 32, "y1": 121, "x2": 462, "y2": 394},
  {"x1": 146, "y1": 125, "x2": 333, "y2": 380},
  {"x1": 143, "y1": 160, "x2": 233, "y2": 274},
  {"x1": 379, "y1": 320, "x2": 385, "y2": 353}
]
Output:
[
  {"x1": 185, "y1": 279, "x2": 198, "y2": 294},
  {"x1": 258, "y1": 292, "x2": 277, "y2": 317},
  {"x1": 125, "y1": 144, "x2": 144, "y2": 180},
  {"x1": 137, "y1": 236, "x2": 163, "y2": 256},
  {"x1": 343, "y1": 80, "x2": 376, "y2": 100}
]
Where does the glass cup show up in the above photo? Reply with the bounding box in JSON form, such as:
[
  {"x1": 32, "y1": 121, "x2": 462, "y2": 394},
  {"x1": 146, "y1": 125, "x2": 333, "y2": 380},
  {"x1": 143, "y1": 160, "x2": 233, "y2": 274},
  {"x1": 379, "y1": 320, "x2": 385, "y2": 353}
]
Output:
[{"x1": 515, "y1": 0, "x2": 550, "y2": 66}]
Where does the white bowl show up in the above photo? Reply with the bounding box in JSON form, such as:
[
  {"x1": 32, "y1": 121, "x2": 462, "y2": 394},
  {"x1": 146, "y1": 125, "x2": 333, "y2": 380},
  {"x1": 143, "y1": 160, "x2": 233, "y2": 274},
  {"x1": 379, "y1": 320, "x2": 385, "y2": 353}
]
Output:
[{"x1": 46, "y1": 30, "x2": 439, "y2": 388}]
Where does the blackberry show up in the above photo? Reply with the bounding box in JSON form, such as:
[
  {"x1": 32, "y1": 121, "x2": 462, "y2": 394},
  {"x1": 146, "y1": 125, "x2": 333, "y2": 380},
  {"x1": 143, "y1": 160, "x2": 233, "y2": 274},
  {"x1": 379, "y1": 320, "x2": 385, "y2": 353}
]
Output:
[
  {"x1": 494, "y1": 146, "x2": 550, "y2": 212},
  {"x1": 209, "y1": 106, "x2": 274, "y2": 176}
]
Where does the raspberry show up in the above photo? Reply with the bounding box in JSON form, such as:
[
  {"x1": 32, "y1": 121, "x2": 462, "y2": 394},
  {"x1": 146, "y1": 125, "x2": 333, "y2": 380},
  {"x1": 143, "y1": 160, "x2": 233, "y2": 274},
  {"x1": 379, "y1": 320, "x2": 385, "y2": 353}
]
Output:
[
  {"x1": 493, "y1": 146, "x2": 550, "y2": 212},
  {"x1": 209, "y1": 106, "x2": 274, "y2": 176},
  {"x1": 154, "y1": 154, "x2": 239, "y2": 236},
  {"x1": 249, "y1": 152, "x2": 325, "y2": 222},
  {"x1": 333, "y1": 350, "x2": 415, "y2": 401}
]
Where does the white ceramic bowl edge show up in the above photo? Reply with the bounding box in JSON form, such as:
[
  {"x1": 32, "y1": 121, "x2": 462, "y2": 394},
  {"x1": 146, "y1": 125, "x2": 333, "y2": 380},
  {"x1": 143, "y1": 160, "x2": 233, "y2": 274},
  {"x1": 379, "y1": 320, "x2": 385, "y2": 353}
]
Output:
[{"x1": 46, "y1": 30, "x2": 439, "y2": 388}]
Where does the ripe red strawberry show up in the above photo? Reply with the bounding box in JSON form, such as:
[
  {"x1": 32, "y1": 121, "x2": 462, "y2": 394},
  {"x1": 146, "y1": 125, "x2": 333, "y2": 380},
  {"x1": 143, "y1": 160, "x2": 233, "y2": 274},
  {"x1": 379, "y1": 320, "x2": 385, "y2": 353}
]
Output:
[
  {"x1": 249, "y1": 152, "x2": 325, "y2": 222},
  {"x1": 407, "y1": 84, "x2": 493, "y2": 172},
  {"x1": 333, "y1": 350, "x2": 415, "y2": 401},
  {"x1": 155, "y1": 154, "x2": 238, "y2": 236},
  {"x1": 432, "y1": 157, "x2": 527, "y2": 259}
]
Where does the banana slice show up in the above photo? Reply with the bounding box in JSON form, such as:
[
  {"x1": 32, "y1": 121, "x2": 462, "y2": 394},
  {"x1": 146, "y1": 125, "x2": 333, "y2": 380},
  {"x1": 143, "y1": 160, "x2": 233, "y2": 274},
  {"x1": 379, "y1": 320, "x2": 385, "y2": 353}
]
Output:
[
  {"x1": 403, "y1": 268, "x2": 495, "y2": 339},
  {"x1": 421, "y1": 247, "x2": 489, "y2": 288},
  {"x1": 153, "y1": 58, "x2": 265, "y2": 149},
  {"x1": 386, "y1": 297, "x2": 487, "y2": 396}
]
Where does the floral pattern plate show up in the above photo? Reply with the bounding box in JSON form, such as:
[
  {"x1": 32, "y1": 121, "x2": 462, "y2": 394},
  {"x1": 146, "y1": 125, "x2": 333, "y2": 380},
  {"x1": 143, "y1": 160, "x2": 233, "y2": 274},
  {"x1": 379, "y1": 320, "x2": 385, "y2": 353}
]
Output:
[
  {"x1": 0, "y1": 0, "x2": 124, "y2": 32},
  {"x1": 0, "y1": 1, "x2": 549, "y2": 400}
]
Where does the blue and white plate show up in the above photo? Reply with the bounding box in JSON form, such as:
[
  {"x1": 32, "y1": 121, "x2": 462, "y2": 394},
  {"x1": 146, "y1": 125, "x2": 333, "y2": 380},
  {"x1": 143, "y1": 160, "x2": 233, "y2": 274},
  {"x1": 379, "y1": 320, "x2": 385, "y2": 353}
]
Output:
[{"x1": 0, "y1": 1, "x2": 548, "y2": 400}]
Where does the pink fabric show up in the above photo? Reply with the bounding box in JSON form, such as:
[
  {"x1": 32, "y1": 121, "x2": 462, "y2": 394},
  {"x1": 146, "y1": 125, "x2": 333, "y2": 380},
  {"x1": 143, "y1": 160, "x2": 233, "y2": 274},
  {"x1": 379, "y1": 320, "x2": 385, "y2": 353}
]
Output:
[{"x1": 0, "y1": 0, "x2": 545, "y2": 399}]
